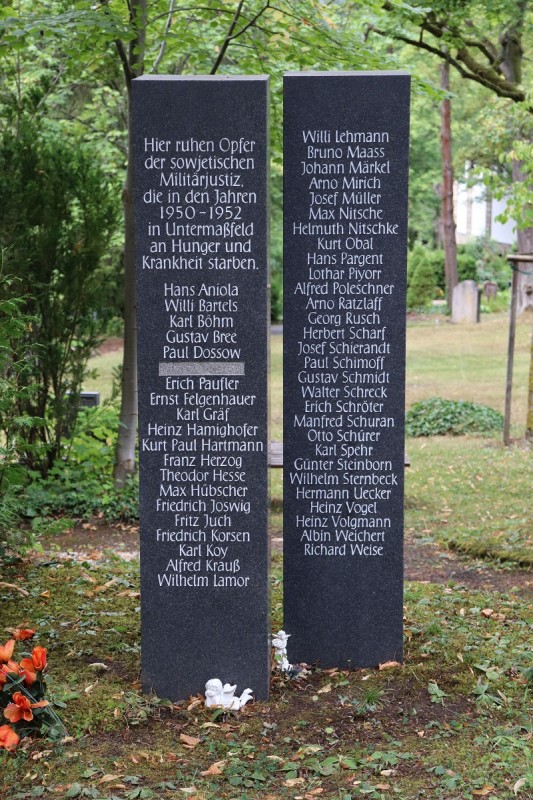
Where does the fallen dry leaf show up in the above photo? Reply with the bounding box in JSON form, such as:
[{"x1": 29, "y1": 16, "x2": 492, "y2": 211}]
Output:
[
  {"x1": 284, "y1": 778, "x2": 305, "y2": 787},
  {"x1": 317, "y1": 683, "x2": 332, "y2": 694},
  {"x1": 481, "y1": 608, "x2": 494, "y2": 618},
  {"x1": 472, "y1": 787, "x2": 494, "y2": 796},
  {"x1": 98, "y1": 774, "x2": 121, "y2": 784},
  {"x1": 201, "y1": 760, "x2": 225, "y2": 776},
  {"x1": 379, "y1": 660, "x2": 401, "y2": 670},
  {"x1": 179, "y1": 733, "x2": 201, "y2": 748},
  {"x1": 304, "y1": 789, "x2": 324, "y2": 796},
  {"x1": 187, "y1": 696, "x2": 203, "y2": 711},
  {"x1": 376, "y1": 784, "x2": 391, "y2": 791}
]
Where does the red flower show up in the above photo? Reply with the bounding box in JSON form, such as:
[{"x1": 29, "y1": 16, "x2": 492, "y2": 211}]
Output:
[
  {"x1": 19, "y1": 658, "x2": 37, "y2": 686},
  {"x1": 0, "y1": 724, "x2": 20, "y2": 751},
  {"x1": 13, "y1": 628, "x2": 35, "y2": 641},
  {"x1": 4, "y1": 691, "x2": 48, "y2": 724},
  {"x1": 31, "y1": 646, "x2": 47, "y2": 672},
  {"x1": 0, "y1": 640, "x2": 15, "y2": 663}
]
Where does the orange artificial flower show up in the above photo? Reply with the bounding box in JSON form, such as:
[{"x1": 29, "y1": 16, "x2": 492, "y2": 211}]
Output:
[
  {"x1": 0, "y1": 640, "x2": 15, "y2": 663},
  {"x1": 0, "y1": 660, "x2": 20, "y2": 686},
  {"x1": 0, "y1": 724, "x2": 20, "y2": 751},
  {"x1": 19, "y1": 658, "x2": 37, "y2": 686},
  {"x1": 13, "y1": 628, "x2": 35, "y2": 641},
  {"x1": 4, "y1": 691, "x2": 48, "y2": 724},
  {"x1": 31, "y1": 646, "x2": 47, "y2": 672},
  {"x1": 4, "y1": 692, "x2": 33, "y2": 723}
]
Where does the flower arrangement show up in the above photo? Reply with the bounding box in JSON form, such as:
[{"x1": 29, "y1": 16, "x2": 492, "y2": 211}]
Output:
[{"x1": 0, "y1": 628, "x2": 65, "y2": 751}]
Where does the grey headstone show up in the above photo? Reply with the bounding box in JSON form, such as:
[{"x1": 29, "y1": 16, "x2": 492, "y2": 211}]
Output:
[
  {"x1": 133, "y1": 76, "x2": 270, "y2": 701},
  {"x1": 482, "y1": 281, "x2": 498, "y2": 299},
  {"x1": 452, "y1": 280, "x2": 480, "y2": 323},
  {"x1": 283, "y1": 72, "x2": 410, "y2": 668}
]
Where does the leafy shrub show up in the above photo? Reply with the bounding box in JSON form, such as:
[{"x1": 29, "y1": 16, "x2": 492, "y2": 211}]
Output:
[
  {"x1": 406, "y1": 397, "x2": 503, "y2": 437},
  {"x1": 25, "y1": 404, "x2": 139, "y2": 522},
  {"x1": 480, "y1": 288, "x2": 510, "y2": 314},
  {"x1": 0, "y1": 280, "x2": 43, "y2": 558},
  {"x1": 457, "y1": 251, "x2": 477, "y2": 282},
  {"x1": 409, "y1": 240, "x2": 511, "y2": 300},
  {"x1": 271, "y1": 271, "x2": 283, "y2": 322},
  {"x1": 0, "y1": 118, "x2": 119, "y2": 476},
  {"x1": 407, "y1": 245, "x2": 437, "y2": 309}
]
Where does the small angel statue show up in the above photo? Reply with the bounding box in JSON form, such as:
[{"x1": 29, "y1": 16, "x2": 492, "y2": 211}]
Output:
[
  {"x1": 204, "y1": 678, "x2": 253, "y2": 710},
  {"x1": 272, "y1": 629, "x2": 292, "y2": 673}
]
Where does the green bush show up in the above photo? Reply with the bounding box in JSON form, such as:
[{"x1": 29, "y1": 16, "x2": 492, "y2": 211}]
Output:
[
  {"x1": 0, "y1": 281, "x2": 40, "y2": 558},
  {"x1": 406, "y1": 397, "x2": 503, "y2": 437},
  {"x1": 0, "y1": 118, "x2": 119, "y2": 476},
  {"x1": 271, "y1": 271, "x2": 283, "y2": 322},
  {"x1": 457, "y1": 251, "x2": 477, "y2": 282},
  {"x1": 407, "y1": 244, "x2": 437, "y2": 309},
  {"x1": 25, "y1": 404, "x2": 139, "y2": 522},
  {"x1": 428, "y1": 249, "x2": 445, "y2": 293}
]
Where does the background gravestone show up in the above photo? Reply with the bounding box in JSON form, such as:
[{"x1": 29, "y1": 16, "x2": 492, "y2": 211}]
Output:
[
  {"x1": 133, "y1": 75, "x2": 270, "y2": 700},
  {"x1": 283, "y1": 72, "x2": 410, "y2": 668},
  {"x1": 452, "y1": 280, "x2": 481, "y2": 323}
]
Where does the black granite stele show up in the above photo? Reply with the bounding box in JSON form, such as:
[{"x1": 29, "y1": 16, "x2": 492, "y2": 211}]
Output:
[
  {"x1": 133, "y1": 76, "x2": 270, "y2": 700},
  {"x1": 283, "y1": 72, "x2": 410, "y2": 668}
]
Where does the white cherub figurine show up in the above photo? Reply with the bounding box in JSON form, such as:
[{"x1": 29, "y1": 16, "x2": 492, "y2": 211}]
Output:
[
  {"x1": 204, "y1": 679, "x2": 253, "y2": 710},
  {"x1": 272, "y1": 630, "x2": 292, "y2": 673},
  {"x1": 205, "y1": 678, "x2": 224, "y2": 707}
]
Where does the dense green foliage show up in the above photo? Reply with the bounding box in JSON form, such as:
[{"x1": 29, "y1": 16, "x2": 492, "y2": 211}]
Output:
[
  {"x1": 407, "y1": 244, "x2": 437, "y2": 308},
  {"x1": 25, "y1": 404, "x2": 139, "y2": 523},
  {"x1": 0, "y1": 120, "x2": 118, "y2": 476},
  {"x1": 0, "y1": 281, "x2": 41, "y2": 558},
  {"x1": 406, "y1": 398, "x2": 504, "y2": 437}
]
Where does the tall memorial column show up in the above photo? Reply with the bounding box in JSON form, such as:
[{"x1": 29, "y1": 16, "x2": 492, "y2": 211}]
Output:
[
  {"x1": 133, "y1": 76, "x2": 270, "y2": 700},
  {"x1": 283, "y1": 72, "x2": 410, "y2": 668}
]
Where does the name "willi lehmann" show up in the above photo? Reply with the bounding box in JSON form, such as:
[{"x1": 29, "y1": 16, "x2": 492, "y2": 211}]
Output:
[{"x1": 302, "y1": 130, "x2": 390, "y2": 144}]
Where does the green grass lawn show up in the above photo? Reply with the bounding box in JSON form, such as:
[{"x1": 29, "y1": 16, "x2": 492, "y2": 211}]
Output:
[
  {"x1": 0, "y1": 557, "x2": 531, "y2": 799},
  {"x1": 405, "y1": 313, "x2": 531, "y2": 434},
  {"x1": 6, "y1": 313, "x2": 524, "y2": 798}
]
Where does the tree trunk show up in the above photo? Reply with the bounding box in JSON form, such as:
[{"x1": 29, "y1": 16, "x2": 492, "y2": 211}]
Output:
[
  {"x1": 113, "y1": 0, "x2": 146, "y2": 488},
  {"x1": 440, "y1": 61, "x2": 458, "y2": 312},
  {"x1": 114, "y1": 84, "x2": 138, "y2": 488}
]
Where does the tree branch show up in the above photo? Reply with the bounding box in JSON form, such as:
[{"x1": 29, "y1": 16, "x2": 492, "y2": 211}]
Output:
[
  {"x1": 371, "y1": 12, "x2": 528, "y2": 105},
  {"x1": 115, "y1": 38, "x2": 133, "y2": 88},
  {"x1": 210, "y1": 0, "x2": 246, "y2": 75},
  {"x1": 152, "y1": 0, "x2": 176, "y2": 72}
]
